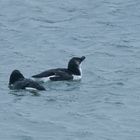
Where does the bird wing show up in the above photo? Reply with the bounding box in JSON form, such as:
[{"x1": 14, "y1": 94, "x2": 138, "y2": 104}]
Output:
[
  {"x1": 32, "y1": 68, "x2": 69, "y2": 78},
  {"x1": 14, "y1": 79, "x2": 45, "y2": 90},
  {"x1": 32, "y1": 69, "x2": 58, "y2": 78},
  {"x1": 50, "y1": 70, "x2": 73, "y2": 81}
]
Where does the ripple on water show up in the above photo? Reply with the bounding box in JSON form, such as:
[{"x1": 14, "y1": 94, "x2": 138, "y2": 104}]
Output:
[{"x1": 0, "y1": 0, "x2": 140, "y2": 140}]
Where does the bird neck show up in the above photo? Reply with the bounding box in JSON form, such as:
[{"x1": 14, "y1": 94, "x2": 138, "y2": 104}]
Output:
[{"x1": 68, "y1": 66, "x2": 81, "y2": 75}]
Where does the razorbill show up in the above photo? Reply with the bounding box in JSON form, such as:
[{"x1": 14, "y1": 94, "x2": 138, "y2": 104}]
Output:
[
  {"x1": 32, "y1": 56, "x2": 85, "y2": 82},
  {"x1": 9, "y1": 70, "x2": 46, "y2": 91}
]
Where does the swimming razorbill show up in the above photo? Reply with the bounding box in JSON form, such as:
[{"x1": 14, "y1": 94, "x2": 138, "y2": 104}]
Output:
[
  {"x1": 32, "y1": 56, "x2": 86, "y2": 82},
  {"x1": 9, "y1": 70, "x2": 46, "y2": 91}
]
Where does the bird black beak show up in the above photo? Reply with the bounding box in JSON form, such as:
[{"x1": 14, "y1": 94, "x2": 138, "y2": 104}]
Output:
[{"x1": 80, "y1": 56, "x2": 86, "y2": 62}]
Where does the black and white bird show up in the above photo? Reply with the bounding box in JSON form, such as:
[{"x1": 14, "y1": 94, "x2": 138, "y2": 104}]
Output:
[
  {"x1": 32, "y1": 56, "x2": 86, "y2": 82},
  {"x1": 9, "y1": 70, "x2": 46, "y2": 91}
]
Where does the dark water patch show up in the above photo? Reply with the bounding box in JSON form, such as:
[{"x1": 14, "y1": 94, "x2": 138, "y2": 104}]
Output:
[
  {"x1": 4, "y1": 28, "x2": 22, "y2": 34},
  {"x1": 38, "y1": 25, "x2": 63, "y2": 30},
  {"x1": 71, "y1": 34, "x2": 96, "y2": 43},
  {"x1": 30, "y1": 16, "x2": 78, "y2": 24},
  {"x1": 104, "y1": 97, "x2": 125, "y2": 106},
  {"x1": 8, "y1": 90, "x2": 41, "y2": 97},
  {"x1": 94, "y1": 51, "x2": 116, "y2": 57},
  {"x1": 8, "y1": 17, "x2": 28, "y2": 23},
  {"x1": 13, "y1": 135, "x2": 34, "y2": 140},
  {"x1": 45, "y1": 80, "x2": 81, "y2": 91},
  {"x1": 0, "y1": 22, "x2": 7, "y2": 28},
  {"x1": 45, "y1": 96, "x2": 57, "y2": 103},
  {"x1": 71, "y1": 130, "x2": 94, "y2": 139},
  {"x1": 107, "y1": 92, "x2": 125, "y2": 97},
  {"x1": 115, "y1": 44, "x2": 134, "y2": 49},
  {"x1": 97, "y1": 21, "x2": 117, "y2": 27},
  {"x1": 30, "y1": 17, "x2": 56, "y2": 24},
  {"x1": 58, "y1": 6, "x2": 77, "y2": 13}
]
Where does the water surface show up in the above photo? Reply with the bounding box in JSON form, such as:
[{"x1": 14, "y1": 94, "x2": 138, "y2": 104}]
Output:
[{"x1": 0, "y1": 0, "x2": 140, "y2": 140}]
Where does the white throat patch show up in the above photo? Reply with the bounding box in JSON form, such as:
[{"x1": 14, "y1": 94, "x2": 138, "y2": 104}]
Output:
[{"x1": 73, "y1": 66, "x2": 82, "y2": 80}]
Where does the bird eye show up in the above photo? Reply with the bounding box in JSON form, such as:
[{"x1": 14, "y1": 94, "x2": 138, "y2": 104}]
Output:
[{"x1": 75, "y1": 60, "x2": 80, "y2": 65}]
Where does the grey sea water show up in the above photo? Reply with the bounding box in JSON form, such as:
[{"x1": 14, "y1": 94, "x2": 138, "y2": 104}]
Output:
[{"x1": 0, "y1": 0, "x2": 140, "y2": 140}]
